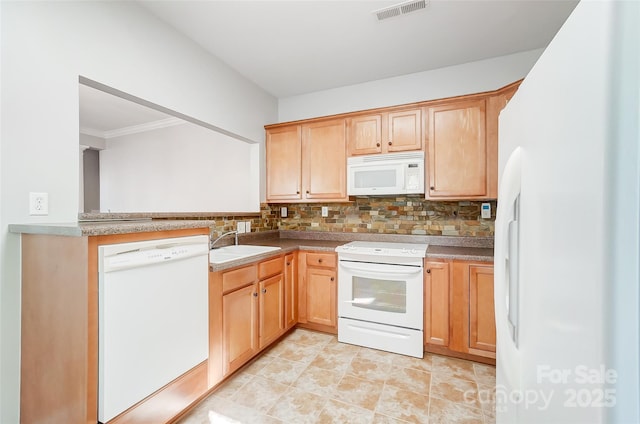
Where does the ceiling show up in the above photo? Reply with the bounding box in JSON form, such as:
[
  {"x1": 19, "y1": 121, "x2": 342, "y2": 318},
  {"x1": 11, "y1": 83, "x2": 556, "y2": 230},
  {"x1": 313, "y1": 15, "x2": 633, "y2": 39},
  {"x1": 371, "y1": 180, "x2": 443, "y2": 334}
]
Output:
[
  {"x1": 81, "y1": 0, "x2": 578, "y2": 135},
  {"x1": 79, "y1": 83, "x2": 180, "y2": 138},
  {"x1": 139, "y1": 0, "x2": 579, "y2": 98}
]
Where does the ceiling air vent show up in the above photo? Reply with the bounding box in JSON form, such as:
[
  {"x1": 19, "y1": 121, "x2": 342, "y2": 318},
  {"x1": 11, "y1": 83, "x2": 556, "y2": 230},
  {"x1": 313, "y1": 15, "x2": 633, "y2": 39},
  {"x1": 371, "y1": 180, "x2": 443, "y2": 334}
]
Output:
[{"x1": 373, "y1": 0, "x2": 428, "y2": 21}]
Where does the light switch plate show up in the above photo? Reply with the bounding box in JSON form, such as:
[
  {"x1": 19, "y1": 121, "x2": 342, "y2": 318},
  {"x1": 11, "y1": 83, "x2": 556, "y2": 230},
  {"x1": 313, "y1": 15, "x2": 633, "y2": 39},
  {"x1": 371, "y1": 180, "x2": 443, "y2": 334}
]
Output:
[
  {"x1": 281, "y1": 207, "x2": 288, "y2": 218},
  {"x1": 321, "y1": 206, "x2": 328, "y2": 217},
  {"x1": 236, "y1": 221, "x2": 246, "y2": 233},
  {"x1": 245, "y1": 221, "x2": 251, "y2": 233},
  {"x1": 481, "y1": 203, "x2": 491, "y2": 219}
]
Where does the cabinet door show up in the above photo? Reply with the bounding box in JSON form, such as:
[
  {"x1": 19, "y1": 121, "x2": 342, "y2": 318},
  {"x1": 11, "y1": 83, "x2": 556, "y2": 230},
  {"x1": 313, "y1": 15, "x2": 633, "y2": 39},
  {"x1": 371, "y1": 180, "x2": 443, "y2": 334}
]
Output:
[
  {"x1": 388, "y1": 109, "x2": 422, "y2": 152},
  {"x1": 266, "y1": 126, "x2": 302, "y2": 201},
  {"x1": 259, "y1": 274, "x2": 285, "y2": 349},
  {"x1": 424, "y1": 261, "x2": 450, "y2": 347},
  {"x1": 222, "y1": 284, "x2": 258, "y2": 375},
  {"x1": 302, "y1": 119, "x2": 348, "y2": 201},
  {"x1": 427, "y1": 99, "x2": 488, "y2": 198},
  {"x1": 348, "y1": 114, "x2": 382, "y2": 156},
  {"x1": 469, "y1": 265, "x2": 496, "y2": 353},
  {"x1": 305, "y1": 267, "x2": 337, "y2": 328},
  {"x1": 284, "y1": 253, "x2": 297, "y2": 329}
]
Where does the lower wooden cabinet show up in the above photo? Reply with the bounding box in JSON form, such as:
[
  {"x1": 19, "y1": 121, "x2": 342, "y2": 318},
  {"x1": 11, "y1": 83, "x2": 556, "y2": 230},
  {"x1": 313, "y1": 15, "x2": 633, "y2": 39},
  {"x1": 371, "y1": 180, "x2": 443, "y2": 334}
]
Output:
[
  {"x1": 210, "y1": 256, "x2": 287, "y2": 382},
  {"x1": 424, "y1": 261, "x2": 450, "y2": 347},
  {"x1": 259, "y1": 274, "x2": 285, "y2": 349},
  {"x1": 222, "y1": 282, "x2": 258, "y2": 374},
  {"x1": 468, "y1": 265, "x2": 496, "y2": 355},
  {"x1": 424, "y1": 259, "x2": 496, "y2": 364},
  {"x1": 297, "y1": 251, "x2": 337, "y2": 334}
]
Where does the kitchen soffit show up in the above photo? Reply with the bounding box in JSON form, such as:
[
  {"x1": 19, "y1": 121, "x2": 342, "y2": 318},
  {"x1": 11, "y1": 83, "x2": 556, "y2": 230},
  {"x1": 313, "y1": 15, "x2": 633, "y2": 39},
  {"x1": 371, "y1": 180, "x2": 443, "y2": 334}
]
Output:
[{"x1": 138, "y1": 0, "x2": 579, "y2": 98}]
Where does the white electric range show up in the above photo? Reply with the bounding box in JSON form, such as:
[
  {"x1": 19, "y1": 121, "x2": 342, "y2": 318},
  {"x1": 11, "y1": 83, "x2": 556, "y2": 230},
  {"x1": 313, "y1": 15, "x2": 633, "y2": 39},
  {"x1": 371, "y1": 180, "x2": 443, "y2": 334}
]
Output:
[{"x1": 335, "y1": 241, "x2": 428, "y2": 358}]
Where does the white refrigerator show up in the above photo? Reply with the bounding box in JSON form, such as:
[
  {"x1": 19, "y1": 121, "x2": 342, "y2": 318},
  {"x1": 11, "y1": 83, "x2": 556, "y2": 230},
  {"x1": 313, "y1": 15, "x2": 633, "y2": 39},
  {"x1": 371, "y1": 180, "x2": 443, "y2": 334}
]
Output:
[{"x1": 494, "y1": 1, "x2": 639, "y2": 423}]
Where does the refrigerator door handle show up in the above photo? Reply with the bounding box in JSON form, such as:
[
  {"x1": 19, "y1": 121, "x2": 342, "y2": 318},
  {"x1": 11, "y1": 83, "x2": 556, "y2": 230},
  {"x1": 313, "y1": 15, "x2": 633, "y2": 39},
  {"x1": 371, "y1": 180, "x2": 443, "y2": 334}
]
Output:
[
  {"x1": 495, "y1": 146, "x2": 523, "y2": 394},
  {"x1": 507, "y1": 203, "x2": 520, "y2": 346}
]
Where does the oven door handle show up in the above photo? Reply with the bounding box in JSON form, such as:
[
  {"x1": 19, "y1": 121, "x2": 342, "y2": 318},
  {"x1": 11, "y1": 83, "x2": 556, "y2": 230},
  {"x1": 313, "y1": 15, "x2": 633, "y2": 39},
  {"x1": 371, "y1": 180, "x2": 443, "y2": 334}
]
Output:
[{"x1": 338, "y1": 261, "x2": 422, "y2": 277}]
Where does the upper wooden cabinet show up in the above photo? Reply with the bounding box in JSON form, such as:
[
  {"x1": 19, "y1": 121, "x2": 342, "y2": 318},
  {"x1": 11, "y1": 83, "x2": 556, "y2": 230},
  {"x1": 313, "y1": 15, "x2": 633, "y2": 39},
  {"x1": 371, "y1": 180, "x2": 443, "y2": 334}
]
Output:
[
  {"x1": 302, "y1": 120, "x2": 348, "y2": 201},
  {"x1": 426, "y1": 99, "x2": 489, "y2": 199},
  {"x1": 266, "y1": 119, "x2": 347, "y2": 203},
  {"x1": 347, "y1": 108, "x2": 422, "y2": 156},
  {"x1": 266, "y1": 125, "x2": 302, "y2": 201},
  {"x1": 265, "y1": 80, "x2": 521, "y2": 203}
]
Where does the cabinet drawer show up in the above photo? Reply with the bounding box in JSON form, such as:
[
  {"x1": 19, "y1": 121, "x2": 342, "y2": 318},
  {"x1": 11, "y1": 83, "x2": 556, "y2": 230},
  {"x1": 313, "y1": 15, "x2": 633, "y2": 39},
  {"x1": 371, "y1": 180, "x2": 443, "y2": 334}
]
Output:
[
  {"x1": 222, "y1": 265, "x2": 257, "y2": 293},
  {"x1": 258, "y1": 256, "x2": 283, "y2": 280},
  {"x1": 306, "y1": 252, "x2": 336, "y2": 268}
]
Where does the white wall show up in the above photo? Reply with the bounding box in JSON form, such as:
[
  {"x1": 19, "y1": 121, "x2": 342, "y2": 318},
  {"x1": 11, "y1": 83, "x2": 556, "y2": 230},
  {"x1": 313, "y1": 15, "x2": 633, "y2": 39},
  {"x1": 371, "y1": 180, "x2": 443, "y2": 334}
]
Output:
[
  {"x1": 0, "y1": 2, "x2": 277, "y2": 422},
  {"x1": 100, "y1": 123, "x2": 259, "y2": 213},
  {"x1": 278, "y1": 48, "x2": 543, "y2": 122}
]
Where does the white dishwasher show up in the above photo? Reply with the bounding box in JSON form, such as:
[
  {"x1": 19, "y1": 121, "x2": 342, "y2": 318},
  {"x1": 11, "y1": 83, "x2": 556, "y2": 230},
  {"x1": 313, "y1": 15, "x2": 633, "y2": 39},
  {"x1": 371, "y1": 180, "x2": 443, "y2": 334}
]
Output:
[{"x1": 98, "y1": 235, "x2": 209, "y2": 423}]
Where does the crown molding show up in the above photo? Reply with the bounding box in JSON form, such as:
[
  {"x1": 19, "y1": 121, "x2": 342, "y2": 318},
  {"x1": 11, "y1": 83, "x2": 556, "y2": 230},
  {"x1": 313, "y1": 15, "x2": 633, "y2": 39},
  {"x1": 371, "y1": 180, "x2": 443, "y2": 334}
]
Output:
[{"x1": 79, "y1": 117, "x2": 185, "y2": 140}]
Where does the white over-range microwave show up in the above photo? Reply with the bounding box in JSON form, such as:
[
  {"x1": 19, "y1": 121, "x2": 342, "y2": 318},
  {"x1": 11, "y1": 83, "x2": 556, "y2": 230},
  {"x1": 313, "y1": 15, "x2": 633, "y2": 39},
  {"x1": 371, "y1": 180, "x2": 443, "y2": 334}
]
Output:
[{"x1": 347, "y1": 151, "x2": 425, "y2": 196}]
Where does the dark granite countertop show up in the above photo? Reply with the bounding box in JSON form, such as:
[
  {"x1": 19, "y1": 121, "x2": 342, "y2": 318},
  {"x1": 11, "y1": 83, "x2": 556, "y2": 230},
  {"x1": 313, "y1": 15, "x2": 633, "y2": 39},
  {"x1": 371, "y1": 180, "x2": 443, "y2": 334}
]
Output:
[
  {"x1": 9, "y1": 221, "x2": 493, "y2": 267},
  {"x1": 8, "y1": 219, "x2": 215, "y2": 237},
  {"x1": 210, "y1": 232, "x2": 493, "y2": 271}
]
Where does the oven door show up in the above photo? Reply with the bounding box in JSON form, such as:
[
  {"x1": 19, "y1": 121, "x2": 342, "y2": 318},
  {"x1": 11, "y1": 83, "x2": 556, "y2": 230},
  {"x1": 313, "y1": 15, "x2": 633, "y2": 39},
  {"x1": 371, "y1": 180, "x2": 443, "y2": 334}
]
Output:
[{"x1": 338, "y1": 259, "x2": 423, "y2": 329}]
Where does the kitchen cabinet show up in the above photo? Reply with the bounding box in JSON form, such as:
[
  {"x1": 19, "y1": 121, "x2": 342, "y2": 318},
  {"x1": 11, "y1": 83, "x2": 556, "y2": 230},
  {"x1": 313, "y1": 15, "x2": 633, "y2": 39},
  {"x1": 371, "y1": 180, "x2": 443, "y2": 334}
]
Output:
[
  {"x1": 265, "y1": 118, "x2": 347, "y2": 203},
  {"x1": 468, "y1": 264, "x2": 496, "y2": 355},
  {"x1": 220, "y1": 265, "x2": 259, "y2": 375},
  {"x1": 265, "y1": 125, "x2": 302, "y2": 201},
  {"x1": 426, "y1": 98, "x2": 489, "y2": 199},
  {"x1": 347, "y1": 108, "x2": 422, "y2": 156},
  {"x1": 212, "y1": 255, "x2": 286, "y2": 379},
  {"x1": 284, "y1": 253, "x2": 298, "y2": 329},
  {"x1": 18, "y1": 227, "x2": 210, "y2": 424},
  {"x1": 425, "y1": 81, "x2": 521, "y2": 200},
  {"x1": 424, "y1": 258, "x2": 496, "y2": 364},
  {"x1": 258, "y1": 257, "x2": 285, "y2": 349},
  {"x1": 297, "y1": 251, "x2": 337, "y2": 334},
  {"x1": 424, "y1": 260, "x2": 450, "y2": 347}
]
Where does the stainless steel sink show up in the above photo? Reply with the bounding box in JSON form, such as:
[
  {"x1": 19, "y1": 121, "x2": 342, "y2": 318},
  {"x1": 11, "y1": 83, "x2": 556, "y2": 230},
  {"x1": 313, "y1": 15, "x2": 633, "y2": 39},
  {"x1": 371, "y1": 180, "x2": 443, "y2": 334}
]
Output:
[{"x1": 209, "y1": 245, "x2": 281, "y2": 264}]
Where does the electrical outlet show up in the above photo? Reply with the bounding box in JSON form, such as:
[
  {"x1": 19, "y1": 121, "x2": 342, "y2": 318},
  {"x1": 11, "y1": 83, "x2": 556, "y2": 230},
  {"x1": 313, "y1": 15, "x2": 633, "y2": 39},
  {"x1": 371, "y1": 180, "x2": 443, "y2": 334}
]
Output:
[
  {"x1": 321, "y1": 206, "x2": 329, "y2": 217},
  {"x1": 29, "y1": 192, "x2": 48, "y2": 216},
  {"x1": 481, "y1": 203, "x2": 491, "y2": 219},
  {"x1": 236, "y1": 221, "x2": 246, "y2": 234},
  {"x1": 245, "y1": 221, "x2": 251, "y2": 233},
  {"x1": 281, "y1": 207, "x2": 288, "y2": 218}
]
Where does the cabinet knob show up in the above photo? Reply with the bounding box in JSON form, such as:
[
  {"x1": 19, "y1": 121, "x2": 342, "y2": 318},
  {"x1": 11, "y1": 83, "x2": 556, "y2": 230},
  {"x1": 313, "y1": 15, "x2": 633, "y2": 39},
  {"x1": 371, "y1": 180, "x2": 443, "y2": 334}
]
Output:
[
  {"x1": 286, "y1": 262, "x2": 291, "y2": 266},
  {"x1": 426, "y1": 269, "x2": 431, "y2": 274},
  {"x1": 376, "y1": 143, "x2": 381, "y2": 147},
  {"x1": 388, "y1": 141, "x2": 392, "y2": 146},
  {"x1": 262, "y1": 288, "x2": 267, "y2": 294},
  {"x1": 430, "y1": 186, "x2": 435, "y2": 190},
  {"x1": 306, "y1": 190, "x2": 310, "y2": 194},
  {"x1": 253, "y1": 292, "x2": 258, "y2": 297},
  {"x1": 318, "y1": 258, "x2": 323, "y2": 263},
  {"x1": 330, "y1": 277, "x2": 335, "y2": 281},
  {"x1": 297, "y1": 191, "x2": 300, "y2": 194}
]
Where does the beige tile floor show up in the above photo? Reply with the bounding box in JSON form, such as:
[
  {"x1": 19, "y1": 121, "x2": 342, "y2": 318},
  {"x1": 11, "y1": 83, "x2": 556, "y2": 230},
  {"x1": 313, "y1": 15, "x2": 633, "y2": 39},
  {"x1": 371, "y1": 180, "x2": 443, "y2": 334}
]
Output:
[{"x1": 178, "y1": 328, "x2": 496, "y2": 424}]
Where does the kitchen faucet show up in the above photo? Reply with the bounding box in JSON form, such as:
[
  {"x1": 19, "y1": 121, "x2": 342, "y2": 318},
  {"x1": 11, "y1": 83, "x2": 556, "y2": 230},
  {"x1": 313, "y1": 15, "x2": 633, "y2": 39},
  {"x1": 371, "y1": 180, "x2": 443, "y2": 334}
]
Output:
[{"x1": 210, "y1": 230, "x2": 238, "y2": 249}]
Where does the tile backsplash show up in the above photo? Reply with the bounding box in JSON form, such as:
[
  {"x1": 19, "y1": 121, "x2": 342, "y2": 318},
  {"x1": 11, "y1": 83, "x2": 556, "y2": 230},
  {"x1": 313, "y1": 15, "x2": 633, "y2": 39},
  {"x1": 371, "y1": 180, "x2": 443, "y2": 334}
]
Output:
[
  {"x1": 173, "y1": 196, "x2": 495, "y2": 237},
  {"x1": 264, "y1": 196, "x2": 496, "y2": 237}
]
